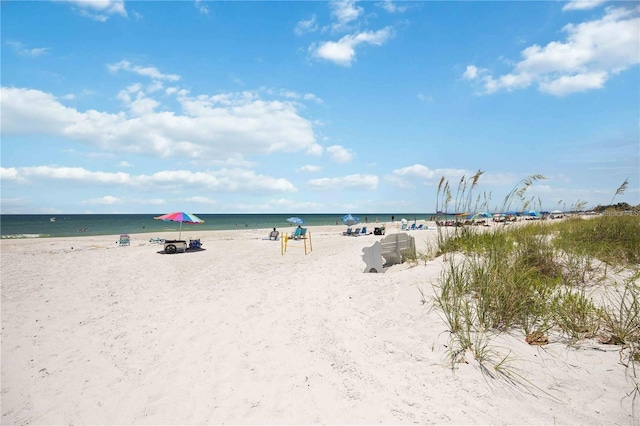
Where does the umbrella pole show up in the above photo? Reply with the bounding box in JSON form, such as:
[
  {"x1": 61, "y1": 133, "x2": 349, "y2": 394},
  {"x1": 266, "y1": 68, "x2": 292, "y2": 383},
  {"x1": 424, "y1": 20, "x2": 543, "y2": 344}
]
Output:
[{"x1": 179, "y1": 221, "x2": 183, "y2": 240}]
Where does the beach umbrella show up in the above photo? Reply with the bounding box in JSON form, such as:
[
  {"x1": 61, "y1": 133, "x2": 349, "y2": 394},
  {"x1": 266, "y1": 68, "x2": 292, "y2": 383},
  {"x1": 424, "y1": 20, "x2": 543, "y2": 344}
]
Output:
[
  {"x1": 286, "y1": 217, "x2": 306, "y2": 226},
  {"x1": 341, "y1": 214, "x2": 359, "y2": 227},
  {"x1": 154, "y1": 211, "x2": 204, "y2": 240},
  {"x1": 471, "y1": 212, "x2": 492, "y2": 219}
]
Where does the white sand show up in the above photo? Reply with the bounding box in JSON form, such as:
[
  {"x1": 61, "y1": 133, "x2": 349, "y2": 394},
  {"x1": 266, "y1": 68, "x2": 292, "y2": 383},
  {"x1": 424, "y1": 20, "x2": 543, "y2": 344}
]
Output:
[{"x1": 1, "y1": 223, "x2": 636, "y2": 424}]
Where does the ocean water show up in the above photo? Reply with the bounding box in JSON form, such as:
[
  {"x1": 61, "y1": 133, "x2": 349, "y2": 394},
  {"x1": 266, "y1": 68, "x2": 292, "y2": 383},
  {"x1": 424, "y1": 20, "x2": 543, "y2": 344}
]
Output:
[{"x1": 0, "y1": 213, "x2": 440, "y2": 239}]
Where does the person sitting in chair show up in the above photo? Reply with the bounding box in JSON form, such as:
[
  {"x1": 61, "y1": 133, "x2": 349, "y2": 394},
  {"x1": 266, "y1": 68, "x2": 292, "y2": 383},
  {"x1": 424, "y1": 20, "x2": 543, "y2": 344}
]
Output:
[{"x1": 269, "y1": 227, "x2": 279, "y2": 240}]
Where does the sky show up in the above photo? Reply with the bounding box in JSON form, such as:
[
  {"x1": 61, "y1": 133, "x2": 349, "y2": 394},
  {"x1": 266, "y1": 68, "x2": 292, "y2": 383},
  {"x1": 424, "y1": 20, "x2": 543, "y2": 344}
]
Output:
[{"x1": 1, "y1": 0, "x2": 639, "y2": 215}]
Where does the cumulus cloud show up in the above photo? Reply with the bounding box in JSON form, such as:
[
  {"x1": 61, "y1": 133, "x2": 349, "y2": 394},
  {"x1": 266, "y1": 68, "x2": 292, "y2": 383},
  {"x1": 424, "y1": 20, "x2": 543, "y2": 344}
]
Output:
[
  {"x1": 462, "y1": 65, "x2": 480, "y2": 80},
  {"x1": 0, "y1": 82, "x2": 318, "y2": 164},
  {"x1": 0, "y1": 166, "x2": 297, "y2": 194},
  {"x1": 60, "y1": 0, "x2": 127, "y2": 21},
  {"x1": 312, "y1": 27, "x2": 394, "y2": 67},
  {"x1": 463, "y1": 6, "x2": 640, "y2": 96},
  {"x1": 0, "y1": 167, "x2": 19, "y2": 181},
  {"x1": 307, "y1": 173, "x2": 378, "y2": 191},
  {"x1": 326, "y1": 145, "x2": 354, "y2": 163}
]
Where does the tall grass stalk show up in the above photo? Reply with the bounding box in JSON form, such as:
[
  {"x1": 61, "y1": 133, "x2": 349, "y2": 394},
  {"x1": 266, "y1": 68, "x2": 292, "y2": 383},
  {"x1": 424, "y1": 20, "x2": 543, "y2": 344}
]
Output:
[{"x1": 430, "y1": 172, "x2": 639, "y2": 406}]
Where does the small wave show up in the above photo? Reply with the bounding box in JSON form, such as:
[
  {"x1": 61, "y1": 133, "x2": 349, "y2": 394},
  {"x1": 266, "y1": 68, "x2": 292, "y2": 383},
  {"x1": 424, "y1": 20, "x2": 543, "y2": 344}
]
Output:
[{"x1": 1, "y1": 234, "x2": 49, "y2": 239}]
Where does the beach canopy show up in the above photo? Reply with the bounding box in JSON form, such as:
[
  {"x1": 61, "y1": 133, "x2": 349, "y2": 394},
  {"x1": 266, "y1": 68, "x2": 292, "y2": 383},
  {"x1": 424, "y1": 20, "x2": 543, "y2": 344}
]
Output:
[
  {"x1": 154, "y1": 211, "x2": 204, "y2": 240},
  {"x1": 341, "y1": 214, "x2": 359, "y2": 227},
  {"x1": 286, "y1": 217, "x2": 306, "y2": 226}
]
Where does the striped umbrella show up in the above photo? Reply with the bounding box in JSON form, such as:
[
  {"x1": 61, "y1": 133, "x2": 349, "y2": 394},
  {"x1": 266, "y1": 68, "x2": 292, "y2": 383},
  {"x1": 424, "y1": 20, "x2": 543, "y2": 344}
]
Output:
[{"x1": 154, "y1": 212, "x2": 204, "y2": 240}]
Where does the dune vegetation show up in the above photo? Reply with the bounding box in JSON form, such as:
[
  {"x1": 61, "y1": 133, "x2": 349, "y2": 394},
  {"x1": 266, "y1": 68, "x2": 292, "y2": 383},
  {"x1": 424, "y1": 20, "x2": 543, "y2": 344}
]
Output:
[{"x1": 430, "y1": 172, "x2": 640, "y2": 406}]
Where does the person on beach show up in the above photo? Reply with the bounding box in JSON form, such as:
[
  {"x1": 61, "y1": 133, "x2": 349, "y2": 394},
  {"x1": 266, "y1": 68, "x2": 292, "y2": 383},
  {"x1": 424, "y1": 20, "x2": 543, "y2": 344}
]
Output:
[{"x1": 269, "y1": 228, "x2": 279, "y2": 240}]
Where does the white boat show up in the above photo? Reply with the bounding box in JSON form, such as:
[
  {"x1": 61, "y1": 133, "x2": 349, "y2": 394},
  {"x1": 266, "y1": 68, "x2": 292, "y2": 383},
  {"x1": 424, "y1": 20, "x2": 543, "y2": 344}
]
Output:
[{"x1": 50, "y1": 217, "x2": 56, "y2": 222}]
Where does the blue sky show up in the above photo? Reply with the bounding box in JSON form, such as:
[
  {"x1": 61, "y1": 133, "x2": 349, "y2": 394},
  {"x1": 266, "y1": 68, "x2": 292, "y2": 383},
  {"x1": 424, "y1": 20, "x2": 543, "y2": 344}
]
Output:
[{"x1": 1, "y1": 0, "x2": 638, "y2": 214}]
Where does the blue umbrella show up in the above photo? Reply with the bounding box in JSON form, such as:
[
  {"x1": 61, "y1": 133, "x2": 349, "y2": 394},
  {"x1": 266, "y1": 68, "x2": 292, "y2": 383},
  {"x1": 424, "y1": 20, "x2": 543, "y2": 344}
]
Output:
[
  {"x1": 287, "y1": 217, "x2": 306, "y2": 226},
  {"x1": 342, "y1": 214, "x2": 359, "y2": 227},
  {"x1": 470, "y1": 212, "x2": 491, "y2": 219}
]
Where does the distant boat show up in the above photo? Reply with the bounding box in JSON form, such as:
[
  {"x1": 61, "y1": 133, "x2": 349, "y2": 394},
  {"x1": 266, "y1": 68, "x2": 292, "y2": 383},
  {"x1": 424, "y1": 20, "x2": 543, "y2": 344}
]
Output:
[{"x1": 50, "y1": 217, "x2": 56, "y2": 222}]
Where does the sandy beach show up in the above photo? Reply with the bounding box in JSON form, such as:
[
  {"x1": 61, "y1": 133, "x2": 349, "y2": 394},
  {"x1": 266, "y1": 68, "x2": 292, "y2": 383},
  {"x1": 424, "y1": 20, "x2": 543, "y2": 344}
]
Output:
[{"x1": 1, "y1": 223, "x2": 636, "y2": 425}]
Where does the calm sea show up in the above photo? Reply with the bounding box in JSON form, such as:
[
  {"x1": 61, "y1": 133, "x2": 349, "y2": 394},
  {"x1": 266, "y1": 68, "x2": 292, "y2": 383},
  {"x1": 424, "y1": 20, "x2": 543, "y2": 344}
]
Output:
[{"x1": 0, "y1": 213, "x2": 441, "y2": 239}]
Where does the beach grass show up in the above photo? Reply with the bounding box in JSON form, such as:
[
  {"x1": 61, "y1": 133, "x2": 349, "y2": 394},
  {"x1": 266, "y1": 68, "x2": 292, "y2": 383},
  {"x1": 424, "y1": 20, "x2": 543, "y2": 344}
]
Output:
[{"x1": 431, "y1": 173, "x2": 640, "y2": 401}]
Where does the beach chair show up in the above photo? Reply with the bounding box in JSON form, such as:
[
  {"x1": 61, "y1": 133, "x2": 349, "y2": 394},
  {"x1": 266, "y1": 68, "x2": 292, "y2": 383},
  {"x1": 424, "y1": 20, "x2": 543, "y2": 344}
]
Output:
[
  {"x1": 269, "y1": 230, "x2": 280, "y2": 240},
  {"x1": 352, "y1": 227, "x2": 362, "y2": 236},
  {"x1": 281, "y1": 228, "x2": 312, "y2": 255},
  {"x1": 119, "y1": 234, "x2": 130, "y2": 246},
  {"x1": 416, "y1": 224, "x2": 424, "y2": 230},
  {"x1": 361, "y1": 226, "x2": 370, "y2": 235},
  {"x1": 343, "y1": 227, "x2": 353, "y2": 236},
  {"x1": 149, "y1": 237, "x2": 164, "y2": 244},
  {"x1": 188, "y1": 239, "x2": 202, "y2": 250},
  {"x1": 290, "y1": 227, "x2": 303, "y2": 239},
  {"x1": 298, "y1": 228, "x2": 307, "y2": 240}
]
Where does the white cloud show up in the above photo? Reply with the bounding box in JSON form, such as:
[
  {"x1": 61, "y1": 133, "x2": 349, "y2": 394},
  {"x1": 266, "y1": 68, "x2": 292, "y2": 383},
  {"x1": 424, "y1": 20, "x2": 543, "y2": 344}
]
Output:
[
  {"x1": 1, "y1": 165, "x2": 298, "y2": 194},
  {"x1": 306, "y1": 143, "x2": 325, "y2": 156},
  {"x1": 294, "y1": 14, "x2": 318, "y2": 36},
  {"x1": 377, "y1": 0, "x2": 408, "y2": 14},
  {"x1": 84, "y1": 195, "x2": 122, "y2": 205},
  {"x1": 563, "y1": 0, "x2": 608, "y2": 11},
  {"x1": 195, "y1": 0, "x2": 209, "y2": 15},
  {"x1": 326, "y1": 145, "x2": 354, "y2": 163},
  {"x1": 312, "y1": 27, "x2": 394, "y2": 66},
  {"x1": 392, "y1": 164, "x2": 468, "y2": 181},
  {"x1": 0, "y1": 85, "x2": 318, "y2": 164},
  {"x1": 185, "y1": 196, "x2": 217, "y2": 204},
  {"x1": 5, "y1": 41, "x2": 50, "y2": 57},
  {"x1": 60, "y1": 0, "x2": 127, "y2": 21},
  {"x1": 297, "y1": 165, "x2": 323, "y2": 173},
  {"x1": 108, "y1": 60, "x2": 181, "y2": 82},
  {"x1": 538, "y1": 71, "x2": 608, "y2": 96},
  {"x1": 464, "y1": 6, "x2": 640, "y2": 96},
  {"x1": 329, "y1": 0, "x2": 364, "y2": 32},
  {"x1": 417, "y1": 93, "x2": 433, "y2": 102},
  {"x1": 462, "y1": 65, "x2": 479, "y2": 80},
  {"x1": 83, "y1": 195, "x2": 167, "y2": 206},
  {"x1": 0, "y1": 167, "x2": 19, "y2": 181},
  {"x1": 307, "y1": 173, "x2": 378, "y2": 191}
]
